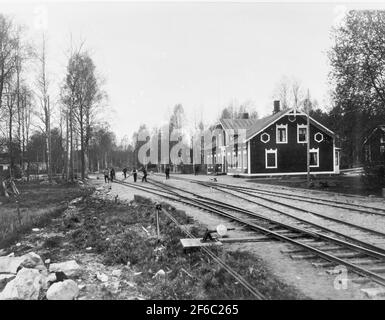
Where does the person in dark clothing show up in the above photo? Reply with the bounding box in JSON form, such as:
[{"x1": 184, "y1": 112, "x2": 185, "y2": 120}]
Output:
[
  {"x1": 132, "y1": 168, "x2": 137, "y2": 182},
  {"x1": 123, "y1": 167, "x2": 127, "y2": 179},
  {"x1": 110, "y1": 168, "x2": 115, "y2": 182},
  {"x1": 165, "y1": 166, "x2": 170, "y2": 180},
  {"x1": 141, "y1": 167, "x2": 148, "y2": 182}
]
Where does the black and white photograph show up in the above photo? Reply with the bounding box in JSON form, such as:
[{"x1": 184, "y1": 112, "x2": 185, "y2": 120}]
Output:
[{"x1": 0, "y1": 0, "x2": 385, "y2": 307}]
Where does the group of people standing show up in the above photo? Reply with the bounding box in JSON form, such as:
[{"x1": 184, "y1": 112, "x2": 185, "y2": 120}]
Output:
[
  {"x1": 103, "y1": 167, "x2": 115, "y2": 183},
  {"x1": 104, "y1": 167, "x2": 148, "y2": 183}
]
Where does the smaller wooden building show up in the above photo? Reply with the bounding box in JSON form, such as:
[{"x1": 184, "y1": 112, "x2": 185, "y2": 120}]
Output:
[{"x1": 362, "y1": 125, "x2": 385, "y2": 165}]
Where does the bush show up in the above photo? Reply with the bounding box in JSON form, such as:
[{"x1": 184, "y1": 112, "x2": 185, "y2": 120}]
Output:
[{"x1": 362, "y1": 165, "x2": 385, "y2": 189}]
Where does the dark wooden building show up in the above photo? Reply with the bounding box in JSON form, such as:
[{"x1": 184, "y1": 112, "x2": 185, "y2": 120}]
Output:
[
  {"x1": 362, "y1": 125, "x2": 385, "y2": 166},
  {"x1": 208, "y1": 101, "x2": 340, "y2": 176}
]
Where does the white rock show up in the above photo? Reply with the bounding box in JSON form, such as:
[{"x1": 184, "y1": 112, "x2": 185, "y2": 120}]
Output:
[
  {"x1": 46, "y1": 279, "x2": 79, "y2": 300},
  {"x1": 15, "y1": 243, "x2": 21, "y2": 247},
  {"x1": 0, "y1": 268, "x2": 45, "y2": 300},
  {"x1": 152, "y1": 269, "x2": 166, "y2": 280},
  {"x1": 20, "y1": 252, "x2": 45, "y2": 271},
  {"x1": 49, "y1": 260, "x2": 81, "y2": 277},
  {"x1": 96, "y1": 272, "x2": 108, "y2": 282},
  {"x1": 32, "y1": 228, "x2": 40, "y2": 232},
  {"x1": 45, "y1": 259, "x2": 51, "y2": 264},
  {"x1": 112, "y1": 269, "x2": 122, "y2": 277},
  {"x1": 7, "y1": 252, "x2": 15, "y2": 257},
  {"x1": 85, "y1": 247, "x2": 92, "y2": 251},
  {"x1": 0, "y1": 256, "x2": 25, "y2": 274},
  {"x1": 47, "y1": 273, "x2": 57, "y2": 283},
  {"x1": 69, "y1": 197, "x2": 83, "y2": 205}
]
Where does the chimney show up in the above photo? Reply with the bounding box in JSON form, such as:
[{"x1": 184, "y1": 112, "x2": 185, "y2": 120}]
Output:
[
  {"x1": 273, "y1": 100, "x2": 280, "y2": 114},
  {"x1": 240, "y1": 112, "x2": 249, "y2": 119}
]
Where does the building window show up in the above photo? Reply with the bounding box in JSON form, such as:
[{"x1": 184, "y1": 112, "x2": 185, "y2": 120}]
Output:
[
  {"x1": 260, "y1": 132, "x2": 270, "y2": 143},
  {"x1": 309, "y1": 148, "x2": 319, "y2": 167},
  {"x1": 364, "y1": 145, "x2": 371, "y2": 162},
  {"x1": 276, "y1": 124, "x2": 288, "y2": 143},
  {"x1": 242, "y1": 150, "x2": 247, "y2": 169},
  {"x1": 380, "y1": 146, "x2": 385, "y2": 154},
  {"x1": 265, "y1": 149, "x2": 277, "y2": 169},
  {"x1": 314, "y1": 132, "x2": 324, "y2": 143},
  {"x1": 381, "y1": 134, "x2": 385, "y2": 144},
  {"x1": 335, "y1": 150, "x2": 339, "y2": 166},
  {"x1": 297, "y1": 124, "x2": 308, "y2": 143}
]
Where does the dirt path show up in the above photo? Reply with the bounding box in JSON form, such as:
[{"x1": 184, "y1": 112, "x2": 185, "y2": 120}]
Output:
[{"x1": 90, "y1": 174, "x2": 379, "y2": 300}]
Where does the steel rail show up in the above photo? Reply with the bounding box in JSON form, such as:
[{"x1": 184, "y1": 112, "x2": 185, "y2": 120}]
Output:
[
  {"x1": 194, "y1": 179, "x2": 385, "y2": 216},
  {"x1": 194, "y1": 181, "x2": 385, "y2": 238},
  {"x1": 148, "y1": 178, "x2": 385, "y2": 257},
  {"x1": 153, "y1": 173, "x2": 385, "y2": 215},
  {"x1": 115, "y1": 179, "x2": 385, "y2": 287}
]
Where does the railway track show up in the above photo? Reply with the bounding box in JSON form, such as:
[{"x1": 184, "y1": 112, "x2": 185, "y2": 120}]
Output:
[
  {"x1": 113, "y1": 178, "x2": 385, "y2": 292},
  {"x1": 152, "y1": 173, "x2": 385, "y2": 216}
]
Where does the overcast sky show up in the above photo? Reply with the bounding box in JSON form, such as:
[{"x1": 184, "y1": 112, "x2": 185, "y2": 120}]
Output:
[{"x1": 1, "y1": 1, "x2": 384, "y2": 142}]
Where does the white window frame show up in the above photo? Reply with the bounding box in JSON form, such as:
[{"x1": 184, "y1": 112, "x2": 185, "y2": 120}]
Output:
[
  {"x1": 260, "y1": 132, "x2": 270, "y2": 143},
  {"x1": 242, "y1": 150, "x2": 246, "y2": 169},
  {"x1": 276, "y1": 124, "x2": 288, "y2": 144},
  {"x1": 297, "y1": 124, "x2": 308, "y2": 143},
  {"x1": 309, "y1": 148, "x2": 319, "y2": 168},
  {"x1": 265, "y1": 148, "x2": 277, "y2": 169},
  {"x1": 314, "y1": 132, "x2": 324, "y2": 143}
]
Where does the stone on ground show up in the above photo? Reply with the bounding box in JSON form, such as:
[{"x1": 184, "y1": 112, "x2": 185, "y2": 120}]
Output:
[
  {"x1": 46, "y1": 279, "x2": 79, "y2": 300},
  {"x1": 0, "y1": 252, "x2": 45, "y2": 274},
  {"x1": 20, "y1": 252, "x2": 45, "y2": 271},
  {"x1": 0, "y1": 268, "x2": 46, "y2": 300},
  {"x1": 49, "y1": 260, "x2": 81, "y2": 277}
]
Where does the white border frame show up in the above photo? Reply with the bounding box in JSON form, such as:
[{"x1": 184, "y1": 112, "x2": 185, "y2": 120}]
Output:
[
  {"x1": 276, "y1": 124, "x2": 288, "y2": 144},
  {"x1": 265, "y1": 148, "x2": 277, "y2": 169},
  {"x1": 260, "y1": 132, "x2": 270, "y2": 143},
  {"x1": 314, "y1": 132, "x2": 324, "y2": 143},
  {"x1": 309, "y1": 147, "x2": 319, "y2": 168},
  {"x1": 297, "y1": 124, "x2": 308, "y2": 143}
]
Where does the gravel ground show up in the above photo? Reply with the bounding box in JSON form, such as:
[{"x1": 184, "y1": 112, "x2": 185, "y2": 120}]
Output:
[{"x1": 89, "y1": 174, "x2": 385, "y2": 299}]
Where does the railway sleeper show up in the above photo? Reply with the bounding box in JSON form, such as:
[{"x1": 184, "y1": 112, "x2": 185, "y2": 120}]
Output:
[
  {"x1": 281, "y1": 245, "x2": 342, "y2": 254},
  {"x1": 290, "y1": 251, "x2": 364, "y2": 260},
  {"x1": 312, "y1": 258, "x2": 384, "y2": 268}
]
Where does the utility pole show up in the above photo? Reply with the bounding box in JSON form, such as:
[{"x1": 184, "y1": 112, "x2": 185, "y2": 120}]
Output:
[{"x1": 306, "y1": 89, "x2": 311, "y2": 188}]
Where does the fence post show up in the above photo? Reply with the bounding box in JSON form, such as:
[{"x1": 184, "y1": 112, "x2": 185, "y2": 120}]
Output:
[{"x1": 155, "y1": 203, "x2": 162, "y2": 241}]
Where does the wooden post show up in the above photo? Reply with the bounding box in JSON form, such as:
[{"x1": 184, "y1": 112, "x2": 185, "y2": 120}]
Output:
[
  {"x1": 155, "y1": 204, "x2": 161, "y2": 241},
  {"x1": 306, "y1": 89, "x2": 311, "y2": 188}
]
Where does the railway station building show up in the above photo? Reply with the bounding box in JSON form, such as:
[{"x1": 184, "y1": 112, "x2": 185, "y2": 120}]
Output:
[{"x1": 207, "y1": 101, "x2": 340, "y2": 176}]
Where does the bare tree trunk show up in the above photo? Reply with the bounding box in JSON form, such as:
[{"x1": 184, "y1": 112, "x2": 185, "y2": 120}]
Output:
[
  {"x1": 46, "y1": 95, "x2": 52, "y2": 179},
  {"x1": 69, "y1": 108, "x2": 74, "y2": 181}
]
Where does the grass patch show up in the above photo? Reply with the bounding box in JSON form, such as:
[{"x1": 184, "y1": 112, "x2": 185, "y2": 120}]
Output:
[{"x1": 0, "y1": 180, "x2": 93, "y2": 249}]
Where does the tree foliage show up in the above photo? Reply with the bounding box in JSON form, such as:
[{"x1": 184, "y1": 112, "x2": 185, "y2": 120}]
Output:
[{"x1": 329, "y1": 10, "x2": 385, "y2": 166}]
